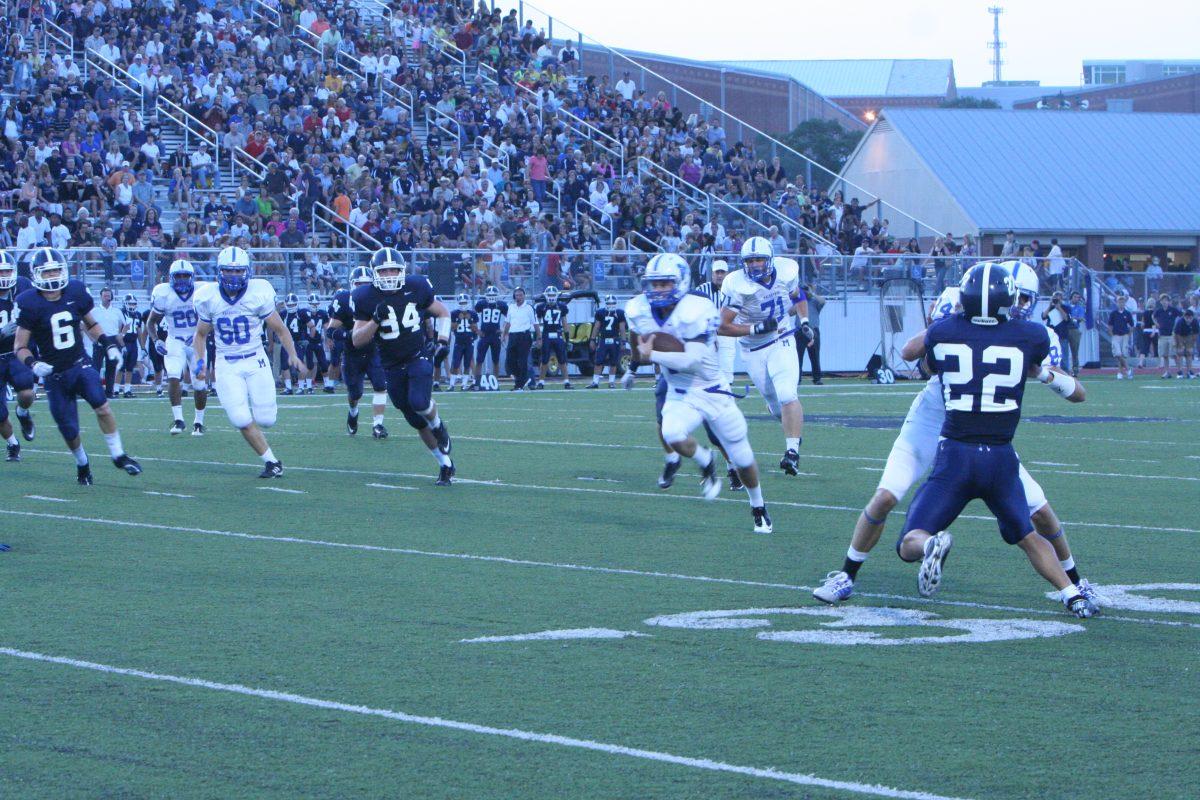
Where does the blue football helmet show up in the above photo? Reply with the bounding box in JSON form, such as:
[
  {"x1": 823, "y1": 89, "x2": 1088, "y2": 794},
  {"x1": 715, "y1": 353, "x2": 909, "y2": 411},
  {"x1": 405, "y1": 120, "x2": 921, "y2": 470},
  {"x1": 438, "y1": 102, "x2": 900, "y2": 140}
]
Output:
[
  {"x1": 349, "y1": 265, "x2": 375, "y2": 286},
  {"x1": 484, "y1": 285, "x2": 499, "y2": 303},
  {"x1": 641, "y1": 253, "x2": 690, "y2": 309},
  {"x1": 30, "y1": 247, "x2": 69, "y2": 292},
  {"x1": 0, "y1": 250, "x2": 18, "y2": 291},
  {"x1": 1005, "y1": 260, "x2": 1040, "y2": 320},
  {"x1": 456, "y1": 292, "x2": 469, "y2": 309},
  {"x1": 308, "y1": 292, "x2": 320, "y2": 307},
  {"x1": 169, "y1": 258, "x2": 196, "y2": 298},
  {"x1": 959, "y1": 261, "x2": 1016, "y2": 326},
  {"x1": 370, "y1": 247, "x2": 407, "y2": 291},
  {"x1": 216, "y1": 247, "x2": 251, "y2": 295},
  {"x1": 285, "y1": 292, "x2": 299, "y2": 312},
  {"x1": 543, "y1": 286, "x2": 560, "y2": 304},
  {"x1": 740, "y1": 236, "x2": 774, "y2": 284}
]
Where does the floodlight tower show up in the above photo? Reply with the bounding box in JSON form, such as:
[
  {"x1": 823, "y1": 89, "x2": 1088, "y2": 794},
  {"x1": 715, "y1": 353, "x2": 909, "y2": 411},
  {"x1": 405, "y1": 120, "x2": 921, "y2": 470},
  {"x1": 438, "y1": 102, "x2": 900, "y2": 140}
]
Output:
[{"x1": 988, "y1": 6, "x2": 1005, "y2": 83}]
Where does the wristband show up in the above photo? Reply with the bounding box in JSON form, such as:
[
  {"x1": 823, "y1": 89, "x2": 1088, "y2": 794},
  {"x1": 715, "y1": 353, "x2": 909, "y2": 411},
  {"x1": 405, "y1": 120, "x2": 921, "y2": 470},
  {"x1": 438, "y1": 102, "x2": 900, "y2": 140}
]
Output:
[{"x1": 24, "y1": 355, "x2": 36, "y2": 368}]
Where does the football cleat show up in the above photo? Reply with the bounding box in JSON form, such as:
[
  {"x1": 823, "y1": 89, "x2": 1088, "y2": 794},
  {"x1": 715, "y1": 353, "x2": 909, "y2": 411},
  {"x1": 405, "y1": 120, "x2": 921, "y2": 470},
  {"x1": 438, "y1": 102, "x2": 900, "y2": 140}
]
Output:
[
  {"x1": 1076, "y1": 579, "x2": 1105, "y2": 607},
  {"x1": 780, "y1": 449, "x2": 800, "y2": 476},
  {"x1": 812, "y1": 571, "x2": 855, "y2": 605},
  {"x1": 18, "y1": 412, "x2": 35, "y2": 441},
  {"x1": 588, "y1": 380, "x2": 599, "y2": 389},
  {"x1": 6, "y1": 443, "x2": 20, "y2": 462},
  {"x1": 535, "y1": 380, "x2": 545, "y2": 390},
  {"x1": 467, "y1": 383, "x2": 481, "y2": 392},
  {"x1": 347, "y1": 412, "x2": 359, "y2": 435},
  {"x1": 192, "y1": 423, "x2": 205, "y2": 437},
  {"x1": 432, "y1": 421, "x2": 451, "y2": 454},
  {"x1": 113, "y1": 454, "x2": 142, "y2": 476},
  {"x1": 123, "y1": 390, "x2": 135, "y2": 398},
  {"x1": 1065, "y1": 594, "x2": 1099, "y2": 618},
  {"x1": 283, "y1": 388, "x2": 294, "y2": 395},
  {"x1": 323, "y1": 386, "x2": 336, "y2": 394},
  {"x1": 917, "y1": 531, "x2": 954, "y2": 597},
  {"x1": 563, "y1": 380, "x2": 572, "y2": 389},
  {"x1": 700, "y1": 458, "x2": 721, "y2": 500},
  {"x1": 432, "y1": 381, "x2": 442, "y2": 392},
  {"x1": 0, "y1": 543, "x2": 9, "y2": 552},
  {"x1": 435, "y1": 461, "x2": 455, "y2": 486},
  {"x1": 728, "y1": 467, "x2": 743, "y2": 491},
  {"x1": 181, "y1": 389, "x2": 189, "y2": 398},
  {"x1": 372, "y1": 423, "x2": 389, "y2": 440},
  {"x1": 77, "y1": 463, "x2": 94, "y2": 485},
  {"x1": 607, "y1": 381, "x2": 615, "y2": 388},
  {"x1": 658, "y1": 458, "x2": 681, "y2": 490},
  {"x1": 752, "y1": 506, "x2": 773, "y2": 534},
  {"x1": 155, "y1": 387, "x2": 164, "y2": 397},
  {"x1": 169, "y1": 420, "x2": 186, "y2": 435},
  {"x1": 258, "y1": 461, "x2": 284, "y2": 478}
]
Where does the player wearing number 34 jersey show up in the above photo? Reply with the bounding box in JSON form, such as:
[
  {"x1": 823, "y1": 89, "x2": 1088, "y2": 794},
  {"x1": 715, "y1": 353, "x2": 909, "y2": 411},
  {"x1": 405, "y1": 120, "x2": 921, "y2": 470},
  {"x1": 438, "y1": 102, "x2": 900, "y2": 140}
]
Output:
[{"x1": 193, "y1": 246, "x2": 305, "y2": 478}]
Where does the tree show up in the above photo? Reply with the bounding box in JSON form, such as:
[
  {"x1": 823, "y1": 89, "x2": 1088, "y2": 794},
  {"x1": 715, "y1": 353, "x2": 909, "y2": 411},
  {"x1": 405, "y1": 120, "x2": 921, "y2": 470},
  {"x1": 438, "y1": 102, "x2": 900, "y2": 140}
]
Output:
[
  {"x1": 939, "y1": 97, "x2": 1001, "y2": 109},
  {"x1": 778, "y1": 119, "x2": 864, "y2": 177}
]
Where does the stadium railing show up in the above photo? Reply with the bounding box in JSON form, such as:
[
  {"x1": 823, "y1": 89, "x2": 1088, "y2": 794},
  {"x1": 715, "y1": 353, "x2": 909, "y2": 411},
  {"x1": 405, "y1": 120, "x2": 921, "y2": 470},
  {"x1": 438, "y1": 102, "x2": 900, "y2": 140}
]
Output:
[{"x1": 82, "y1": 48, "x2": 147, "y2": 119}]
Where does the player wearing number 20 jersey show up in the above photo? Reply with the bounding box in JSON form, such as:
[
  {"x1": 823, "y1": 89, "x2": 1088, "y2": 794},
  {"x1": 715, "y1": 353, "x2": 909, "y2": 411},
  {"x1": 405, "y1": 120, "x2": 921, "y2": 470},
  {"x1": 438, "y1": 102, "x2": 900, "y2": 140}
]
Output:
[{"x1": 149, "y1": 259, "x2": 208, "y2": 435}]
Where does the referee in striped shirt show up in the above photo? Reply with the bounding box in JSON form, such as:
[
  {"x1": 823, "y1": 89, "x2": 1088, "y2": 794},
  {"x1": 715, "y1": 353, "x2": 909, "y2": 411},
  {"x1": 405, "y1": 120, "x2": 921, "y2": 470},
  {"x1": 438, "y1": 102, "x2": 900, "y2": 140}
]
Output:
[{"x1": 694, "y1": 259, "x2": 736, "y2": 383}]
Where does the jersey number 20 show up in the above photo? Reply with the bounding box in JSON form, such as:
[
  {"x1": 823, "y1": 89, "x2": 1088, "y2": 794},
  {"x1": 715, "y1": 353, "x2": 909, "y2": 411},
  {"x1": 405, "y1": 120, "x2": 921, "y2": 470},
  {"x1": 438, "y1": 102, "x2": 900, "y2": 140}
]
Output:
[
  {"x1": 378, "y1": 303, "x2": 421, "y2": 340},
  {"x1": 935, "y1": 343, "x2": 1024, "y2": 413}
]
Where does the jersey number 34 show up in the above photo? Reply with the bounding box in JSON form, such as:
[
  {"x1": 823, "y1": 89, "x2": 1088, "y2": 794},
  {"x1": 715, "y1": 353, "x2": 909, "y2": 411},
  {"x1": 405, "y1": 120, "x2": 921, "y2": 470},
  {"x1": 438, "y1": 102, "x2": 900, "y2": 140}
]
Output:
[
  {"x1": 378, "y1": 303, "x2": 421, "y2": 340},
  {"x1": 935, "y1": 343, "x2": 1024, "y2": 413}
]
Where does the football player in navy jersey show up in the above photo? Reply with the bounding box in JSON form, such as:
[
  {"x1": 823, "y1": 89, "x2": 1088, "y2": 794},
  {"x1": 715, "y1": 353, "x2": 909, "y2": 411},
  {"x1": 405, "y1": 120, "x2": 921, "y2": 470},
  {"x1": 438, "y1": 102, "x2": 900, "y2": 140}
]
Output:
[
  {"x1": 138, "y1": 304, "x2": 167, "y2": 397},
  {"x1": 327, "y1": 265, "x2": 389, "y2": 438},
  {"x1": 13, "y1": 248, "x2": 141, "y2": 483},
  {"x1": 0, "y1": 250, "x2": 37, "y2": 461},
  {"x1": 534, "y1": 285, "x2": 572, "y2": 389},
  {"x1": 305, "y1": 292, "x2": 334, "y2": 393},
  {"x1": 472, "y1": 285, "x2": 507, "y2": 391},
  {"x1": 897, "y1": 262, "x2": 1096, "y2": 618},
  {"x1": 280, "y1": 293, "x2": 306, "y2": 394},
  {"x1": 117, "y1": 294, "x2": 142, "y2": 398},
  {"x1": 588, "y1": 294, "x2": 626, "y2": 388},
  {"x1": 351, "y1": 248, "x2": 455, "y2": 484},
  {"x1": 448, "y1": 293, "x2": 479, "y2": 390}
]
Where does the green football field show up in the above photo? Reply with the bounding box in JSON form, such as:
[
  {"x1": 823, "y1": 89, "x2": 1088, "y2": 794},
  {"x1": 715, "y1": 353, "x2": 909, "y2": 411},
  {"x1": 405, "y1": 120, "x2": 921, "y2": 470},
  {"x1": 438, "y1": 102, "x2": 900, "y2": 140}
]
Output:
[{"x1": 1, "y1": 376, "x2": 1197, "y2": 799}]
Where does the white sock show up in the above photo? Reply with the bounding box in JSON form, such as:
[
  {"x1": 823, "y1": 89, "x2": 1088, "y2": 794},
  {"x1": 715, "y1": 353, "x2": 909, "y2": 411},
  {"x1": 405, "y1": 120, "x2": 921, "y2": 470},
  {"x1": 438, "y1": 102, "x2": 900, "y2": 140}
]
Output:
[
  {"x1": 665, "y1": 451, "x2": 681, "y2": 465},
  {"x1": 72, "y1": 445, "x2": 89, "y2": 466},
  {"x1": 103, "y1": 431, "x2": 123, "y2": 458},
  {"x1": 1061, "y1": 583, "x2": 1081, "y2": 601},
  {"x1": 429, "y1": 447, "x2": 451, "y2": 467},
  {"x1": 348, "y1": 406, "x2": 360, "y2": 418},
  {"x1": 745, "y1": 484, "x2": 763, "y2": 506},
  {"x1": 324, "y1": 378, "x2": 333, "y2": 388},
  {"x1": 194, "y1": 408, "x2": 205, "y2": 425},
  {"x1": 692, "y1": 446, "x2": 713, "y2": 468},
  {"x1": 373, "y1": 414, "x2": 384, "y2": 426},
  {"x1": 5, "y1": 434, "x2": 17, "y2": 446},
  {"x1": 848, "y1": 546, "x2": 870, "y2": 563},
  {"x1": 172, "y1": 405, "x2": 184, "y2": 422},
  {"x1": 15, "y1": 406, "x2": 29, "y2": 418},
  {"x1": 261, "y1": 448, "x2": 277, "y2": 464},
  {"x1": 786, "y1": 437, "x2": 800, "y2": 451},
  {"x1": 285, "y1": 379, "x2": 293, "y2": 389},
  {"x1": 427, "y1": 411, "x2": 441, "y2": 429},
  {"x1": 1060, "y1": 556, "x2": 1076, "y2": 572}
]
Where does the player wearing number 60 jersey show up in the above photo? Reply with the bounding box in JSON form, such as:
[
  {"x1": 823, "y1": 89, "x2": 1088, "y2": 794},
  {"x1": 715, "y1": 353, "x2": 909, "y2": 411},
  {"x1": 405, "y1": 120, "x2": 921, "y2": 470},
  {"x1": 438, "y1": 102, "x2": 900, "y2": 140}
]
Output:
[
  {"x1": 14, "y1": 247, "x2": 142, "y2": 484},
  {"x1": 352, "y1": 247, "x2": 455, "y2": 485},
  {"x1": 148, "y1": 259, "x2": 208, "y2": 436},
  {"x1": 719, "y1": 237, "x2": 811, "y2": 475},
  {"x1": 193, "y1": 247, "x2": 304, "y2": 478}
]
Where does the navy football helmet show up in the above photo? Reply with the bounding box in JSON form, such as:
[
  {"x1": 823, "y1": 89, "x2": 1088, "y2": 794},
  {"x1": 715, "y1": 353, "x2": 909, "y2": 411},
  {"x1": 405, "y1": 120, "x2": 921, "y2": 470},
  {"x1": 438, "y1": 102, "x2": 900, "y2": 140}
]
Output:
[
  {"x1": 0, "y1": 250, "x2": 18, "y2": 291},
  {"x1": 370, "y1": 248, "x2": 407, "y2": 291},
  {"x1": 484, "y1": 285, "x2": 499, "y2": 302},
  {"x1": 959, "y1": 261, "x2": 1016, "y2": 326},
  {"x1": 30, "y1": 248, "x2": 69, "y2": 292},
  {"x1": 349, "y1": 265, "x2": 374, "y2": 286},
  {"x1": 285, "y1": 293, "x2": 299, "y2": 312}
]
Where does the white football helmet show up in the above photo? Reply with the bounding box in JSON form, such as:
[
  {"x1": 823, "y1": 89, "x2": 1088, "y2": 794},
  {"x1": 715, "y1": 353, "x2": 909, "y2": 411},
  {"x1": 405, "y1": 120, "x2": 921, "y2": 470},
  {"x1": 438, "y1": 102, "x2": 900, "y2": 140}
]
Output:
[
  {"x1": 740, "y1": 236, "x2": 774, "y2": 284},
  {"x1": 456, "y1": 292, "x2": 469, "y2": 309},
  {"x1": 484, "y1": 285, "x2": 499, "y2": 302},
  {"x1": 370, "y1": 247, "x2": 407, "y2": 291},
  {"x1": 1005, "y1": 260, "x2": 1040, "y2": 320},
  {"x1": 30, "y1": 247, "x2": 69, "y2": 292},
  {"x1": 215, "y1": 247, "x2": 251, "y2": 294},
  {"x1": 543, "y1": 286, "x2": 560, "y2": 304},
  {"x1": 641, "y1": 253, "x2": 690, "y2": 308},
  {"x1": 0, "y1": 250, "x2": 18, "y2": 291}
]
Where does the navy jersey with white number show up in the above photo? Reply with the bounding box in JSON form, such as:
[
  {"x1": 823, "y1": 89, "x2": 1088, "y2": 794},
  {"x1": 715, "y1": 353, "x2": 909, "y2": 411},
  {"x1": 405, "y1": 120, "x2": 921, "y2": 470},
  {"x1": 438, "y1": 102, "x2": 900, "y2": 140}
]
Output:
[
  {"x1": 351, "y1": 275, "x2": 435, "y2": 367},
  {"x1": 15, "y1": 280, "x2": 95, "y2": 372},
  {"x1": 534, "y1": 300, "x2": 570, "y2": 339},
  {"x1": 1, "y1": 276, "x2": 34, "y2": 354},
  {"x1": 308, "y1": 308, "x2": 329, "y2": 342},
  {"x1": 925, "y1": 315, "x2": 1050, "y2": 445},
  {"x1": 452, "y1": 309, "x2": 478, "y2": 341},
  {"x1": 474, "y1": 299, "x2": 508, "y2": 337},
  {"x1": 283, "y1": 309, "x2": 310, "y2": 341},
  {"x1": 593, "y1": 308, "x2": 626, "y2": 343},
  {"x1": 331, "y1": 289, "x2": 371, "y2": 355}
]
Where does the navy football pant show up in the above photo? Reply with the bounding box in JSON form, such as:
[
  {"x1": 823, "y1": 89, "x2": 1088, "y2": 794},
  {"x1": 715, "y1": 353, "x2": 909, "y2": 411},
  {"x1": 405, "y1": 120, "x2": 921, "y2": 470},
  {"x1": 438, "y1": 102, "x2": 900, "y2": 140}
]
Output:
[
  {"x1": 451, "y1": 339, "x2": 474, "y2": 370},
  {"x1": 540, "y1": 336, "x2": 568, "y2": 367},
  {"x1": 304, "y1": 340, "x2": 328, "y2": 375},
  {"x1": 475, "y1": 336, "x2": 501, "y2": 369},
  {"x1": 0, "y1": 353, "x2": 35, "y2": 424},
  {"x1": 46, "y1": 363, "x2": 108, "y2": 442},
  {"x1": 900, "y1": 439, "x2": 1033, "y2": 550},
  {"x1": 594, "y1": 341, "x2": 621, "y2": 369},
  {"x1": 386, "y1": 358, "x2": 434, "y2": 430},
  {"x1": 343, "y1": 349, "x2": 387, "y2": 405}
]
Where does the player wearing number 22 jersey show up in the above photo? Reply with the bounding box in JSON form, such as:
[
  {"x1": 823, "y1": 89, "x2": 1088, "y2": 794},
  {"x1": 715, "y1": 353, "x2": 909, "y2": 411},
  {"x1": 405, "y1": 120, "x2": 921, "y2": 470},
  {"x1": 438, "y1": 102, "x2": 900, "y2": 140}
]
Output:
[
  {"x1": 193, "y1": 246, "x2": 305, "y2": 479},
  {"x1": 14, "y1": 247, "x2": 141, "y2": 484},
  {"x1": 352, "y1": 247, "x2": 455, "y2": 485}
]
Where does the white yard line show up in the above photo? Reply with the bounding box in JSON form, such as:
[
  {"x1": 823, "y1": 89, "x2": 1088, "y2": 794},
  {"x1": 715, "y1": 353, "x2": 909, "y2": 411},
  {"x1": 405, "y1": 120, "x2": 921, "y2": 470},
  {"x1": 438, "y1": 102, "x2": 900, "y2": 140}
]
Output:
[
  {"x1": 366, "y1": 483, "x2": 417, "y2": 491},
  {"x1": 143, "y1": 491, "x2": 194, "y2": 499},
  {"x1": 23, "y1": 495, "x2": 73, "y2": 503},
  {"x1": 1, "y1": 508, "x2": 1196, "y2": 630},
  {"x1": 259, "y1": 487, "x2": 307, "y2": 494},
  {"x1": 0, "y1": 645, "x2": 971, "y2": 800}
]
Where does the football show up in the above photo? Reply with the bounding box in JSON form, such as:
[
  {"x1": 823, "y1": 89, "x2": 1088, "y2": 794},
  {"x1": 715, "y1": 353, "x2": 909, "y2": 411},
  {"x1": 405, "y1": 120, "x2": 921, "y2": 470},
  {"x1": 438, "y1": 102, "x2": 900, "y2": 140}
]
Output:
[{"x1": 649, "y1": 333, "x2": 685, "y2": 352}]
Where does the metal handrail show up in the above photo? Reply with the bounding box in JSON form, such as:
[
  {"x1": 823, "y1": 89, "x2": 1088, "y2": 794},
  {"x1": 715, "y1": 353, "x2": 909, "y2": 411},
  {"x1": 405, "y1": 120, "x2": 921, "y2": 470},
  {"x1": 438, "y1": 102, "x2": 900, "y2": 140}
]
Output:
[
  {"x1": 83, "y1": 48, "x2": 145, "y2": 117},
  {"x1": 573, "y1": 197, "x2": 612, "y2": 241},
  {"x1": 472, "y1": 136, "x2": 509, "y2": 172},
  {"x1": 310, "y1": 200, "x2": 381, "y2": 253},
  {"x1": 728, "y1": 200, "x2": 838, "y2": 252},
  {"x1": 294, "y1": 25, "x2": 413, "y2": 115},
  {"x1": 156, "y1": 96, "x2": 266, "y2": 183},
  {"x1": 424, "y1": 105, "x2": 463, "y2": 144},
  {"x1": 41, "y1": 19, "x2": 75, "y2": 55},
  {"x1": 635, "y1": 157, "x2": 772, "y2": 241},
  {"x1": 249, "y1": 0, "x2": 282, "y2": 28}
]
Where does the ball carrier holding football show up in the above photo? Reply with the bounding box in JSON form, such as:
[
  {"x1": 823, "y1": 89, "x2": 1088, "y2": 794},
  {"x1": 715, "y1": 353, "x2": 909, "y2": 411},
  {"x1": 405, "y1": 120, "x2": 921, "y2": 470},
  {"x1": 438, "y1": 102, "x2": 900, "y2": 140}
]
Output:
[{"x1": 719, "y1": 237, "x2": 813, "y2": 475}]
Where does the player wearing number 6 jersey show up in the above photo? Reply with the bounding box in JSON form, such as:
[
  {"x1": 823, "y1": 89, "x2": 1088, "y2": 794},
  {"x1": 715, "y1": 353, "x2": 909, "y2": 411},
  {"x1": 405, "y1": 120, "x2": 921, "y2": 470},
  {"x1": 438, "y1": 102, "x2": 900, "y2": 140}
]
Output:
[
  {"x1": 193, "y1": 247, "x2": 305, "y2": 478},
  {"x1": 148, "y1": 259, "x2": 208, "y2": 436},
  {"x1": 719, "y1": 237, "x2": 811, "y2": 475},
  {"x1": 351, "y1": 247, "x2": 455, "y2": 485},
  {"x1": 14, "y1": 248, "x2": 142, "y2": 484}
]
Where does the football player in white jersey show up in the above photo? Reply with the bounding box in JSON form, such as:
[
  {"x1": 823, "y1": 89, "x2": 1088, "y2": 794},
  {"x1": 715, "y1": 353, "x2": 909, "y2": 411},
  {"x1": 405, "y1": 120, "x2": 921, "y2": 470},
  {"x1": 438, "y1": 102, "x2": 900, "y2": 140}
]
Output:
[
  {"x1": 147, "y1": 259, "x2": 208, "y2": 436},
  {"x1": 719, "y1": 237, "x2": 812, "y2": 475},
  {"x1": 192, "y1": 247, "x2": 306, "y2": 478},
  {"x1": 813, "y1": 261, "x2": 1100, "y2": 607},
  {"x1": 626, "y1": 254, "x2": 772, "y2": 533}
]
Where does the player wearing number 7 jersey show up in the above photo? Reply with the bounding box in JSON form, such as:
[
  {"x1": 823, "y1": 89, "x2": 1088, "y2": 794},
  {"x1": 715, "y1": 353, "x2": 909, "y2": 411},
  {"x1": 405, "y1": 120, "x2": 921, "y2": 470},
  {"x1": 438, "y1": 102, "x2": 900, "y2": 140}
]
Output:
[
  {"x1": 14, "y1": 248, "x2": 142, "y2": 484},
  {"x1": 193, "y1": 247, "x2": 306, "y2": 478},
  {"x1": 147, "y1": 259, "x2": 208, "y2": 436},
  {"x1": 352, "y1": 247, "x2": 455, "y2": 485}
]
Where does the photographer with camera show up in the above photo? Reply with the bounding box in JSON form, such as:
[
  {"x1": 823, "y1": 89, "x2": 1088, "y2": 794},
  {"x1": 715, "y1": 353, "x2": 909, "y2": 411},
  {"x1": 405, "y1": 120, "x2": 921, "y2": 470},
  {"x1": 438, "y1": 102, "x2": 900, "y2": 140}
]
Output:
[{"x1": 1042, "y1": 290, "x2": 1077, "y2": 374}]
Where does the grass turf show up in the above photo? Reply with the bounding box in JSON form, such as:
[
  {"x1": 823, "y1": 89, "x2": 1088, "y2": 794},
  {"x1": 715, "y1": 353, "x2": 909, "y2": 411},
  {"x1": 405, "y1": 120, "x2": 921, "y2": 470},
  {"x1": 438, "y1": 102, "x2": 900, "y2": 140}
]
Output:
[{"x1": 1, "y1": 376, "x2": 1197, "y2": 799}]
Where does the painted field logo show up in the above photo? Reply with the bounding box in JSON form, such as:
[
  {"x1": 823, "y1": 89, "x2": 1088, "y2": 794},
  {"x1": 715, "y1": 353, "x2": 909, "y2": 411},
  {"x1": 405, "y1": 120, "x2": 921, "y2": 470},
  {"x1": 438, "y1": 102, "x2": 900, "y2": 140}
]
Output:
[{"x1": 1043, "y1": 583, "x2": 1200, "y2": 614}]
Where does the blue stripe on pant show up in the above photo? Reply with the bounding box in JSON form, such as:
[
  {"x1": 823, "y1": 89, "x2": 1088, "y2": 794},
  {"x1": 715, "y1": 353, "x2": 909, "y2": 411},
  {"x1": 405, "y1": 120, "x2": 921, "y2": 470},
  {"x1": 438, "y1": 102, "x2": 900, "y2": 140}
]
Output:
[{"x1": 900, "y1": 439, "x2": 1033, "y2": 549}]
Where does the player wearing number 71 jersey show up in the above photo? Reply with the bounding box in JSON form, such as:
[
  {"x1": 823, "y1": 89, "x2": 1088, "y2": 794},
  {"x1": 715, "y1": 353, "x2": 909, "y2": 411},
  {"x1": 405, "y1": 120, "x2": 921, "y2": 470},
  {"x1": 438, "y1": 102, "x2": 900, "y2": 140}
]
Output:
[{"x1": 193, "y1": 246, "x2": 306, "y2": 478}]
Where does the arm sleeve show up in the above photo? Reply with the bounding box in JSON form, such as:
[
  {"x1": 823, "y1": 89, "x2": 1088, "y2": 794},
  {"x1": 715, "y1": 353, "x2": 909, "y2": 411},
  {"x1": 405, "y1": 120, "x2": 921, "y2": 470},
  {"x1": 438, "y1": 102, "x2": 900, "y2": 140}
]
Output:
[
  {"x1": 415, "y1": 278, "x2": 434, "y2": 310},
  {"x1": 649, "y1": 340, "x2": 708, "y2": 372},
  {"x1": 195, "y1": 294, "x2": 211, "y2": 323}
]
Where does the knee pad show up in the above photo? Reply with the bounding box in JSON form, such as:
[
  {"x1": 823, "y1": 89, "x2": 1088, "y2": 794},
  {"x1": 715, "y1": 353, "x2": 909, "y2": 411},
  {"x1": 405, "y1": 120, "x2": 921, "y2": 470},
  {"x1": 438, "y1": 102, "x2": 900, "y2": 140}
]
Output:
[
  {"x1": 660, "y1": 415, "x2": 690, "y2": 445},
  {"x1": 253, "y1": 405, "x2": 277, "y2": 429},
  {"x1": 723, "y1": 435, "x2": 756, "y2": 470},
  {"x1": 226, "y1": 404, "x2": 254, "y2": 430},
  {"x1": 372, "y1": 391, "x2": 387, "y2": 407},
  {"x1": 56, "y1": 420, "x2": 80, "y2": 442},
  {"x1": 402, "y1": 407, "x2": 427, "y2": 430}
]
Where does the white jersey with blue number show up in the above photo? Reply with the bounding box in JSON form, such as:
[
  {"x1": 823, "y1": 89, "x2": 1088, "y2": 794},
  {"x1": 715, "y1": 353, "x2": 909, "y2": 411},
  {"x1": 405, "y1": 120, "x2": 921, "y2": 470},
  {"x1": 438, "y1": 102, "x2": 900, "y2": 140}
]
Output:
[
  {"x1": 151, "y1": 282, "x2": 206, "y2": 343},
  {"x1": 625, "y1": 293, "x2": 722, "y2": 393},
  {"x1": 194, "y1": 279, "x2": 277, "y2": 357},
  {"x1": 719, "y1": 257, "x2": 801, "y2": 348}
]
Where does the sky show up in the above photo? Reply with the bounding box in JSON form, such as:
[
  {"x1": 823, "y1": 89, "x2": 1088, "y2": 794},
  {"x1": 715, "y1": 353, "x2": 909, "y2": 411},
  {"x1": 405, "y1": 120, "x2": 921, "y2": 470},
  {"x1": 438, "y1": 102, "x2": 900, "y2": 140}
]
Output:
[{"x1": 529, "y1": 0, "x2": 1198, "y2": 88}]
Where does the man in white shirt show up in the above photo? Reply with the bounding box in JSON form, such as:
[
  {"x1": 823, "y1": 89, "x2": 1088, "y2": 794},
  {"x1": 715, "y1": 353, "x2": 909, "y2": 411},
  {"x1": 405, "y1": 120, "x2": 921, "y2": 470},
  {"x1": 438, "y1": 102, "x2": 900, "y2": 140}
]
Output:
[
  {"x1": 48, "y1": 213, "x2": 71, "y2": 250},
  {"x1": 16, "y1": 213, "x2": 45, "y2": 253},
  {"x1": 615, "y1": 71, "x2": 637, "y2": 101},
  {"x1": 502, "y1": 287, "x2": 536, "y2": 390},
  {"x1": 1047, "y1": 238, "x2": 1066, "y2": 291},
  {"x1": 90, "y1": 287, "x2": 129, "y2": 397},
  {"x1": 190, "y1": 144, "x2": 214, "y2": 188}
]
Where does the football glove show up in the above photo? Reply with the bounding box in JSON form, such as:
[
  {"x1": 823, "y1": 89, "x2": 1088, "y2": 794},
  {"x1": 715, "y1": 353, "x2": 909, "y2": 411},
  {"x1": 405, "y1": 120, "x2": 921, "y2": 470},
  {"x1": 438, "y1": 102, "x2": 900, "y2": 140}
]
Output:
[
  {"x1": 751, "y1": 316, "x2": 778, "y2": 335},
  {"x1": 0, "y1": 320, "x2": 16, "y2": 338},
  {"x1": 798, "y1": 319, "x2": 814, "y2": 341},
  {"x1": 154, "y1": 340, "x2": 169, "y2": 356},
  {"x1": 372, "y1": 303, "x2": 392, "y2": 325},
  {"x1": 432, "y1": 341, "x2": 450, "y2": 366},
  {"x1": 32, "y1": 361, "x2": 54, "y2": 378}
]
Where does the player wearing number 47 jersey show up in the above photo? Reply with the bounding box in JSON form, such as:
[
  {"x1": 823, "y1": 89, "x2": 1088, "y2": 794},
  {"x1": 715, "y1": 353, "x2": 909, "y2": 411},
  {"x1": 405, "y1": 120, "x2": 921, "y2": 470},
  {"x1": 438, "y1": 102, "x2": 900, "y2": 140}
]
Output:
[
  {"x1": 352, "y1": 248, "x2": 455, "y2": 485},
  {"x1": 1, "y1": 250, "x2": 37, "y2": 462},
  {"x1": 148, "y1": 259, "x2": 208, "y2": 436},
  {"x1": 14, "y1": 248, "x2": 141, "y2": 483},
  {"x1": 193, "y1": 247, "x2": 305, "y2": 478}
]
